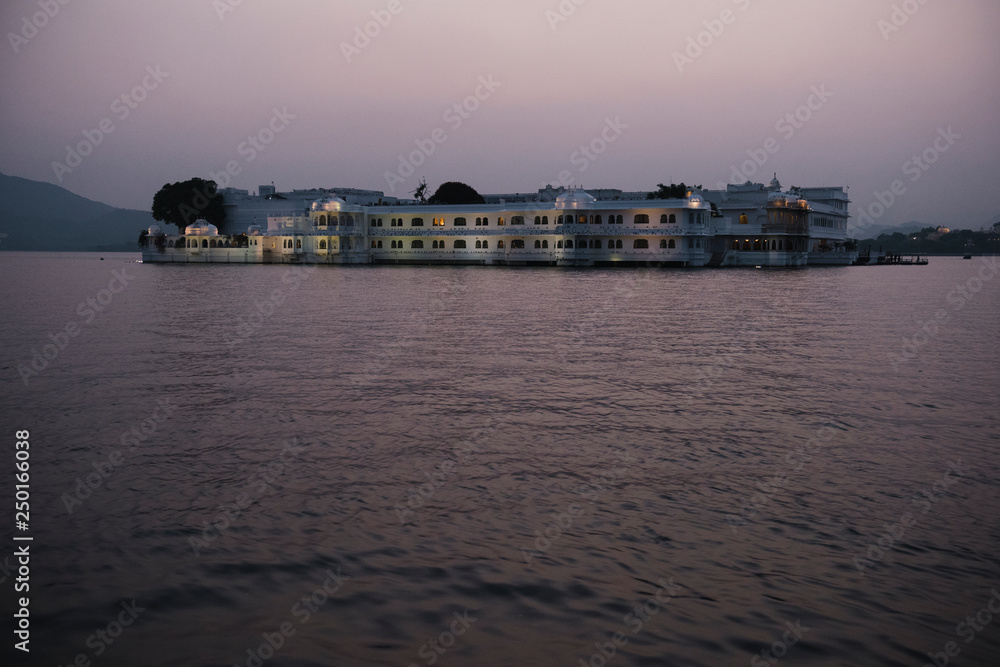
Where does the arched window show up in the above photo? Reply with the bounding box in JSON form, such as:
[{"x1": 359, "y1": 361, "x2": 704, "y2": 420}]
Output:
[
  {"x1": 535, "y1": 216, "x2": 542, "y2": 225},
  {"x1": 565, "y1": 240, "x2": 574, "y2": 249},
  {"x1": 578, "y1": 215, "x2": 587, "y2": 224},
  {"x1": 616, "y1": 240, "x2": 623, "y2": 249},
  {"x1": 778, "y1": 240, "x2": 784, "y2": 250},
  {"x1": 754, "y1": 239, "x2": 762, "y2": 251},
  {"x1": 660, "y1": 214, "x2": 668, "y2": 224},
  {"x1": 377, "y1": 241, "x2": 383, "y2": 248},
  {"x1": 202, "y1": 239, "x2": 208, "y2": 248},
  {"x1": 534, "y1": 240, "x2": 541, "y2": 249},
  {"x1": 732, "y1": 240, "x2": 740, "y2": 250},
  {"x1": 482, "y1": 241, "x2": 489, "y2": 249},
  {"x1": 634, "y1": 239, "x2": 649, "y2": 249},
  {"x1": 296, "y1": 239, "x2": 302, "y2": 249},
  {"x1": 669, "y1": 239, "x2": 676, "y2": 249},
  {"x1": 635, "y1": 214, "x2": 650, "y2": 224},
  {"x1": 482, "y1": 218, "x2": 489, "y2": 226},
  {"x1": 320, "y1": 240, "x2": 327, "y2": 249},
  {"x1": 595, "y1": 215, "x2": 603, "y2": 224},
  {"x1": 454, "y1": 217, "x2": 467, "y2": 227},
  {"x1": 744, "y1": 240, "x2": 752, "y2": 250},
  {"x1": 391, "y1": 240, "x2": 397, "y2": 249},
  {"x1": 660, "y1": 239, "x2": 668, "y2": 249},
  {"x1": 593, "y1": 240, "x2": 602, "y2": 249},
  {"x1": 475, "y1": 240, "x2": 482, "y2": 249},
  {"x1": 411, "y1": 240, "x2": 424, "y2": 249},
  {"x1": 476, "y1": 218, "x2": 482, "y2": 226},
  {"x1": 543, "y1": 216, "x2": 549, "y2": 225},
  {"x1": 669, "y1": 214, "x2": 677, "y2": 224},
  {"x1": 497, "y1": 240, "x2": 505, "y2": 249},
  {"x1": 557, "y1": 241, "x2": 563, "y2": 249},
  {"x1": 209, "y1": 240, "x2": 216, "y2": 247},
  {"x1": 511, "y1": 240, "x2": 525, "y2": 249},
  {"x1": 542, "y1": 240, "x2": 549, "y2": 249},
  {"x1": 411, "y1": 218, "x2": 424, "y2": 227},
  {"x1": 455, "y1": 240, "x2": 467, "y2": 249},
  {"x1": 370, "y1": 240, "x2": 376, "y2": 249}
]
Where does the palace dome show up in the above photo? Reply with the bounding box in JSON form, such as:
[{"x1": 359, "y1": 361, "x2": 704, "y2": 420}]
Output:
[
  {"x1": 185, "y1": 219, "x2": 219, "y2": 236},
  {"x1": 312, "y1": 195, "x2": 346, "y2": 212},
  {"x1": 555, "y1": 188, "x2": 597, "y2": 209},
  {"x1": 147, "y1": 224, "x2": 164, "y2": 236}
]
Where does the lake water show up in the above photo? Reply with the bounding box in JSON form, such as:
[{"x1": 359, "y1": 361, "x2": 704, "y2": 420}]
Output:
[{"x1": 1, "y1": 252, "x2": 998, "y2": 667}]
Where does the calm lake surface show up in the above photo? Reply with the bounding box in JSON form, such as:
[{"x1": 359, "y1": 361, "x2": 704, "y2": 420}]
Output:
[{"x1": 1, "y1": 252, "x2": 998, "y2": 667}]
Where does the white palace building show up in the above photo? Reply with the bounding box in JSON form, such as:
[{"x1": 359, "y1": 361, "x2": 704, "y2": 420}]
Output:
[{"x1": 140, "y1": 177, "x2": 855, "y2": 268}]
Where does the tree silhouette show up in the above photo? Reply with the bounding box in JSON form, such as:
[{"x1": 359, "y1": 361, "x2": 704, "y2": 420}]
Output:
[
  {"x1": 152, "y1": 178, "x2": 226, "y2": 232},
  {"x1": 428, "y1": 181, "x2": 486, "y2": 205}
]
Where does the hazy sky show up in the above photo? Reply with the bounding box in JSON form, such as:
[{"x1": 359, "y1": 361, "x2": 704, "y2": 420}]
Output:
[{"x1": 1, "y1": 0, "x2": 998, "y2": 230}]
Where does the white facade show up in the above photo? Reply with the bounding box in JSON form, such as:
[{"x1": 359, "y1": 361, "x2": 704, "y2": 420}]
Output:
[{"x1": 143, "y1": 181, "x2": 855, "y2": 267}]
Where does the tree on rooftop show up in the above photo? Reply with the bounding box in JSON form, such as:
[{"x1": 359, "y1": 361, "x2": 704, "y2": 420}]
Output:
[
  {"x1": 647, "y1": 183, "x2": 691, "y2": 200},
  {"x1": 428, "y1": 181, "x2": 486, "y2": 205},
  {"x1": 152, "y1": 178, "x2": 226, "y2": 232}
]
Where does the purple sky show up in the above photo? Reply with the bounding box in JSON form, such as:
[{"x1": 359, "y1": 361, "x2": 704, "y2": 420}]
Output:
[{"x1": 1, "y1": 0, "x2": 998, "y2": 231}]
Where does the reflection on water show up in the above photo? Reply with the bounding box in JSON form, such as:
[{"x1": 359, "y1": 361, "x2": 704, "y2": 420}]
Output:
[{"x1": 1, "y1": 253, "x2": 998, "y2": 666}]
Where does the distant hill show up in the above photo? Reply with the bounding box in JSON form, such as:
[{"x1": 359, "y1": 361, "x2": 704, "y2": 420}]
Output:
[
  {"x1": 0, "y1": 172, "x2": 158, "y2": 251},
  {"x1": 849, "y1": 221, "x2": 929, "y2": 237}
]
